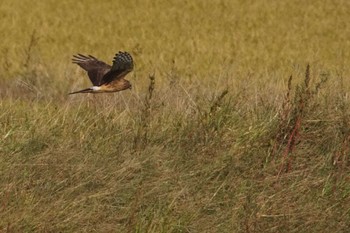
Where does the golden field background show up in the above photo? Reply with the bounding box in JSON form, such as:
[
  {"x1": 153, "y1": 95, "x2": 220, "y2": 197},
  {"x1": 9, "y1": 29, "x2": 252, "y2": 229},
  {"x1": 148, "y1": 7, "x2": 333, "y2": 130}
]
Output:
[{"x1": 1, "y1": 0, "x2": 350, "y2": 232}]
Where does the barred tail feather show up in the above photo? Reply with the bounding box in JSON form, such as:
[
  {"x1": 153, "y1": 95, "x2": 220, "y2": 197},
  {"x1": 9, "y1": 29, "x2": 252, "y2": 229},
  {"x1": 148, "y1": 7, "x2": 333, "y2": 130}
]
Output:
[{"x1": 68, "y1": 87, "x2": 93, "y2": 95}]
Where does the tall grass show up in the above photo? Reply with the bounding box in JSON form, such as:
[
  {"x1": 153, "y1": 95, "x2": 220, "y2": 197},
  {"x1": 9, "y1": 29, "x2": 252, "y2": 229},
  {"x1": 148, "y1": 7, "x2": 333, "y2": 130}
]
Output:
[{"x1": 1, "y1": 0, "x2": 350, "y2": 232}]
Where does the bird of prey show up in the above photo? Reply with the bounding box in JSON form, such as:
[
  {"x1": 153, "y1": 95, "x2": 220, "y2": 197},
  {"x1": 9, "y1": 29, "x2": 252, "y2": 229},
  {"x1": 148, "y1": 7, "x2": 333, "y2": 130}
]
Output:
[{"x1": 69, "y1": 51, "x2": 133, "y2": 94}]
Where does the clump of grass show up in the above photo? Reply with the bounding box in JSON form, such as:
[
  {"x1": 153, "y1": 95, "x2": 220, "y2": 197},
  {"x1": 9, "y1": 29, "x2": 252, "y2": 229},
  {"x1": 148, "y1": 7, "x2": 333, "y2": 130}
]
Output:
[
  {"x1": 199, "y1": 88, "x2": 229, "y2": 143},
  {"x1": 330, "y1": 75, "x2": 350, "y2": 192}
]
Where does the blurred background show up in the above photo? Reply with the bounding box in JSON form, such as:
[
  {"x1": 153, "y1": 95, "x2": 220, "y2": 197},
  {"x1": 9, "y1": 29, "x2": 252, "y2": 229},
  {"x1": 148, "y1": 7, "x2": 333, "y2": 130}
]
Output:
[{"x1": 1, "y1": 0, "x2": 349, "y2": 95}]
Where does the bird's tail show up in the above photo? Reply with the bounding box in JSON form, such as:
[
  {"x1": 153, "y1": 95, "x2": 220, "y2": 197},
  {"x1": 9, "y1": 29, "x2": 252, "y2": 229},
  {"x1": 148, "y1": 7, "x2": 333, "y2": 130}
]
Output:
[{"x1": 68, "y1": 87, "x2": 93, "y2": 95}]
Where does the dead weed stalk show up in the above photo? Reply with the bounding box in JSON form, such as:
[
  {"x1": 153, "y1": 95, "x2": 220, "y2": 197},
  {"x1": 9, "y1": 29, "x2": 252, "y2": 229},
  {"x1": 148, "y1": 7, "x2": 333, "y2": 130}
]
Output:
[
  {"x1": 134, "y1": 74, "x2": 156, "y2": 150},
  {"x1": 273, "y1": 65, "x2": 327, "y2": 175}
]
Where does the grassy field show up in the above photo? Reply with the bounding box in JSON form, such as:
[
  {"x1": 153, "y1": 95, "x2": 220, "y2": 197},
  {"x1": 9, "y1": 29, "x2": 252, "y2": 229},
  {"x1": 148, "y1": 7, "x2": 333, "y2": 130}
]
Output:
[{"x1": 1, "y1": 0, "x2": 350, "y2": 232}]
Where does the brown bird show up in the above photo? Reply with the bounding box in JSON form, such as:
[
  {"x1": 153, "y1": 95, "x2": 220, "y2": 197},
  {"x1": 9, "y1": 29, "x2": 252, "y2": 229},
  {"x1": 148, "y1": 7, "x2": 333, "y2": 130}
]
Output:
[{"x1": 69, "y1": 51, "x2": 134, "y2": 94}]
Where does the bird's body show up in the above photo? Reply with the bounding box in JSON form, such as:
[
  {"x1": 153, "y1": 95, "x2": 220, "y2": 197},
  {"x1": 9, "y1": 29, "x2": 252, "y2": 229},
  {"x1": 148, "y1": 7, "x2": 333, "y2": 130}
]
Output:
[{"x1": 69, "y1": 51, "x2": 133, "y2": 94}]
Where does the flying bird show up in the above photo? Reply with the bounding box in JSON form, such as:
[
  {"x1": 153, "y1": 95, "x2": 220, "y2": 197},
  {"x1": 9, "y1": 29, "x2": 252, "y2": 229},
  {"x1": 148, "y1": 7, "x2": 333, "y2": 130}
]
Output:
[{"x1": 69, "y1": 51, "x2": 134, "y2": 94}]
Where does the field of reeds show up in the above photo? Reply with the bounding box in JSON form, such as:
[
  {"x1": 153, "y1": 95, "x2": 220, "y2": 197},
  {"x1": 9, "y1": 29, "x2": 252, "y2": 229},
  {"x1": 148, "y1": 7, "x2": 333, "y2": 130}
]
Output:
[{"x1": 1, "y1": 0, "x2": 350, "y2": 232}]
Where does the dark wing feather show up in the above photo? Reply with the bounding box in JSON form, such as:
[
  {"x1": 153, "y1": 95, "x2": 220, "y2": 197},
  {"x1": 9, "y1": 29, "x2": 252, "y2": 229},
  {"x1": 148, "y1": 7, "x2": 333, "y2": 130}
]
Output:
[
  {"x1": 72, "y1": 54, "x2": 111, "y2": 86},
  {"x1": 101, "y1": 51, "x2": 134, "y2": 84}
]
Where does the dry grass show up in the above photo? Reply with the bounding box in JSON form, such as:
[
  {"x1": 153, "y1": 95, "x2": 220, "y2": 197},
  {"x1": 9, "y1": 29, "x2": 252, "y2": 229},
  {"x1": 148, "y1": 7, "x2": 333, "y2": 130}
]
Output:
[{"x1": 1, "y1": 0, "x2": 350, "y2": 232}]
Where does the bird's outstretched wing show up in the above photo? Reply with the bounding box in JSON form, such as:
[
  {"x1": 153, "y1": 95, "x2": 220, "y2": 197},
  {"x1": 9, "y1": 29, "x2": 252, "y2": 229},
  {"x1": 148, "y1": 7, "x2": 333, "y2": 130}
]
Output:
[
  {"x1": 72, "y1": 54, "x2": 111, "y2": 86},
  {"x1": 101, "y1": 51, "x2": 134, "y2": 84}
]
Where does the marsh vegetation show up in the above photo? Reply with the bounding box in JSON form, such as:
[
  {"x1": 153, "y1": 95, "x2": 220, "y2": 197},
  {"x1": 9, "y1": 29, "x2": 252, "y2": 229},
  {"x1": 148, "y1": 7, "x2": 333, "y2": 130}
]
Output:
[{"x1": 1, "y1": 0, "x2": 350, "y2": 232}]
